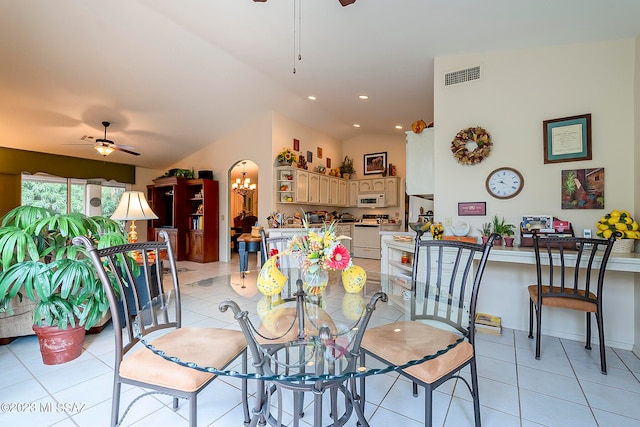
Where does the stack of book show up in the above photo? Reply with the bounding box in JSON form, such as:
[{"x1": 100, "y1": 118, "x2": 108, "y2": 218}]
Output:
[{"x1": 474, "y1": 312, "x2": 502, "y2": 335}]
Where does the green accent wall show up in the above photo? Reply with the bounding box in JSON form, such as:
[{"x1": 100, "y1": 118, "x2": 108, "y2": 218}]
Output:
[{"x1": 0, "y1": 147, "x2": 136, "y2": 183}]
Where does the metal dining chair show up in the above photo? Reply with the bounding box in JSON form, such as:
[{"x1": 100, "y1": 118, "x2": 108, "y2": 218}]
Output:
[
  {"x1": 358, "y1": 232, "x2": 499, "y2": 427},
  {"x1": 74, "y1": 231, "x2": 249, "y2": 427},
  {"x1": 528, "y1": 231, "x2": 618, "y2": 374}
]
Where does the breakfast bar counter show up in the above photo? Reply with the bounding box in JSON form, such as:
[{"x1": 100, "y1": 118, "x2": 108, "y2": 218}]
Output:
[{"x1": 381, "y1": 235, "x2": 640, "y2": 354}]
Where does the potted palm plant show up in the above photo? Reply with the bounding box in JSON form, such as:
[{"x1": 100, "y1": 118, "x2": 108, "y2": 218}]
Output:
[{"x1": 0, "y1": 206, "x2": 129, "y2": 364}]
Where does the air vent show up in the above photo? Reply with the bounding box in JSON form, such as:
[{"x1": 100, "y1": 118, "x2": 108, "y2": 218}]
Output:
[{"x1": 444, "y1": 65, "x2": 481, "y2": 86}]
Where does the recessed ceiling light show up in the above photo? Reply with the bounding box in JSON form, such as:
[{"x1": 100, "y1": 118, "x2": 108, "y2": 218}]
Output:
[
  {"x1": 353, "y1": 124, "x2": 360, "y2": 128},
  {"x1": 308, "y1": 95, "x2": 317, "y2": 101},
  {"x1": 358, "y1": 95, "x2": 369, "y2": 100},
  {"x1": 395, "y1": 125, "x2": 403, "y2": 129}
]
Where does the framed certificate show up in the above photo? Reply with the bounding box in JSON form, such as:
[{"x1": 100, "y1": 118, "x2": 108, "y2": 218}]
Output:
[{"x1": 543, "y1": 114, "x2": 592, "y2": 164}]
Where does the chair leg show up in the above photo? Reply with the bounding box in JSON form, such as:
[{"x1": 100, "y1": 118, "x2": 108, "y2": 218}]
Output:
[
  {"x1": 470, "y1": 358, "x2": 482, "y2": 427},
  {"x1": 111, "y1": 381, "x2": 122, "y2": 427},
  {"x1": 172, "y1": 397, "x2": 179, "y2": 411},
  {"x1": 424, "y1": 385, "x2": 433, "y2": 427},
  {"x1": 412, "y1": 381, "x2": 418, "y2": 397},
  {"x1": 359, "y1": 353, "x2": 366, "y2": 414},
  {"x1": 535, "y1": 304, "x2": 542, "y2": 359},
  {"x1": 189, "y1": 395, "x2": 197, "y2": 427},
  {"x1": 585, "y1": 311, "x2": 592, "y2": 350},
  {"x1": 596, "y1": 312, "x2": 607, "y2": 374},
  {"x1": 528, "y1": 298, "x2": 534, "y2": 339}
]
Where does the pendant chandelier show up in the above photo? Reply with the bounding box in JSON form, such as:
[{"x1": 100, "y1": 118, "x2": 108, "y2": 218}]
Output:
[{"x1": 232, "y1": 161, "x2": 256, "y2": 196}]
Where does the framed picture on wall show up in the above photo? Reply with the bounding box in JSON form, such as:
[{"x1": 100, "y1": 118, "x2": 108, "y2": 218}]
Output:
[
  {"x1": 307, "y1": 150, "x2": 313, "y2": 163},
  {"x1": 293, "y1": 138, "x2": 299, "y2": 151},
  {"x1": 543, "y1": 113, "x2": 592, "y2": 164},
  {"x1": 317, "y1": 147, "x2": 323, "y2": 159},
  {"x1": 363, "y1": 152, "x2": 387, "y2": 175},
  {"x1": 327, "y1": 158, "x2": 331, "y2": 168}
]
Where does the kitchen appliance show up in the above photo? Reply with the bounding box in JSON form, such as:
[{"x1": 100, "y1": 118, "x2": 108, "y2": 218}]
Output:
[
  {"x1": 357, "y1": 193, "x2": 385, "y2": 208},
  {"x1": 338, "y1": 212, "x2": 356, "y2": 223},
  {"x1": 352, "y1": 214, "x2": 388, "y2": 259},
  {"x1": 305, "y1": 211, "x2": 326, "y2": 224}
]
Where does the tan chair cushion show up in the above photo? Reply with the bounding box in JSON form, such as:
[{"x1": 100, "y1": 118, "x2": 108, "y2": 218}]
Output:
[
  {"x1": 528, "y1": 285, "x2": 597, "y2": 312},
  {"x1": 119, "y1": 328, "x2": 246, "y2": 392},
  {"x1": 361, "y1": 321, "x2": 473, "y2": 384}
]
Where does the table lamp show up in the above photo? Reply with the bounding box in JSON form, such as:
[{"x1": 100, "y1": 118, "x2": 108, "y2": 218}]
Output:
[{"x1": 110, "y1": 191, "x2": 158, "y2": 243}]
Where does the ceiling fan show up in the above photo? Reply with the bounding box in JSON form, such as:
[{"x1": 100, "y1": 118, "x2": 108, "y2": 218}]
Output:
[
  {"x1": 253, "y1": 0, "x2": 355, "y2": 6},
  {"x1": 93, "y1": 121, "x2": 140, "y2": 157}
]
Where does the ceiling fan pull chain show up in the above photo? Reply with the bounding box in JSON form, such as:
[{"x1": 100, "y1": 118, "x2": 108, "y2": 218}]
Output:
[{"x1": 297, "y1": 0, "x2": 302, "y2": 61}]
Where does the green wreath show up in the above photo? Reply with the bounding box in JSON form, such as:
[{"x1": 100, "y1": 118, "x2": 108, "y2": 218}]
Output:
[{"x1": 451, "y1": 126, "x2": 492, "y2": 165}]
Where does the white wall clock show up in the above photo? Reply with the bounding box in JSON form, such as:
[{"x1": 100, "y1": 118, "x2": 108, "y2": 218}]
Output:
[{"x1": 485, "y1": 167, "x2": 524, "y2": 199}]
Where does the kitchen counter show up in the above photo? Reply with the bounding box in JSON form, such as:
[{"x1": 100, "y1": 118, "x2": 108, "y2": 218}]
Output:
[{"x1": 380, "y1": 234, "x2": 640, "y2": 352}]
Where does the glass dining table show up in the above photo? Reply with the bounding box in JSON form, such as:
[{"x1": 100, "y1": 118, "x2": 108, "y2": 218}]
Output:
[{"x1": 134, "y1": 268, "x2": 471, "y2": 427}]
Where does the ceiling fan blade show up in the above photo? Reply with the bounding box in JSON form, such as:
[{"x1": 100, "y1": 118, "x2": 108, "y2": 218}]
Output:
[
  {"x1": 338, "y1": 0, "x2": 356, "y2": 5},
  {"x1": 112, "y1": 145, "x2": 140, "y2": 156}
]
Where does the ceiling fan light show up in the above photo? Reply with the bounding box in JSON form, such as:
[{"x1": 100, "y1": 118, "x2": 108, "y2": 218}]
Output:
[{"x1": 95, "y1": 144, "x2": 114, "y2": 156}]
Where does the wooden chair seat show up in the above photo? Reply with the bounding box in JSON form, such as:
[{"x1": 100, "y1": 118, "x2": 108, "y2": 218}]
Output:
[
  {"x1": 527, "y1": 285, "x2": 597, "y2": 312},
  {"x1": 120, "y1": 328, "x2": 246, "y2": 392},
  {"x1": 361, "y1": 321, "x2": 472, "y2": 384}
]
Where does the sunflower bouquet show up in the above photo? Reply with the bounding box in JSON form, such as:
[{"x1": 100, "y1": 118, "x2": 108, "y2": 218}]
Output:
[
  {"x1": 276, "y1": 148, "x2": 298, "y2": 165},
  {"x1": 596, "y1": 209, "x2": 640, "y2": 240}
]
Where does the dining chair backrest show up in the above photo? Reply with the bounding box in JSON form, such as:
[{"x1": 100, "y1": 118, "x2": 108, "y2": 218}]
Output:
[
  {"x1": 242, "y1": 215, "x2": 258, "y2": 233},
  {"x1": 259, "y1": 228, "x2": 300, "y2": 297},
  {"x1": 411, "y1": 233, "x2": 499, "y2": 340},
  {"x1": 74, "y1": 231, "x2": 180, "y2": 361},
  {"x1": 532, "y1": 232, "x2": 617, "y2": 305}
]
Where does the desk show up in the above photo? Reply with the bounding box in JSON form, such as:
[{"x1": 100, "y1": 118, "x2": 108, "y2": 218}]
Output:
[
  {"x1": 237, "y1": 233, "x2": 264, "y2": 273},
  {"x1": 135, "y1": 270, "x2": 471, "y2": 426}
]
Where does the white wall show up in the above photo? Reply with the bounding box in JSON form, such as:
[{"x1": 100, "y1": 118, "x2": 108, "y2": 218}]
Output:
[
  {"x1": 434, "y1": 39, "x2": 640, "y2": 350},
  {"x1": 434, "y1": 39, "x2": 636, "y2": 243}
]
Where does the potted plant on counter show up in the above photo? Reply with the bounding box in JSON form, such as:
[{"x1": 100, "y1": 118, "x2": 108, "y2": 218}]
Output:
[
  {"x1": 478, "y1": 222, "x2": 492, "y2": 245},
  {"x1": 0, "y1": 206, "x2": 130, "y2": 364},
  {"x1": 339, "y1": 156, "x2": 355, "y2": 179},
  {"x1": 492, "y1": 215, "x2": 516, "y2": 247}
]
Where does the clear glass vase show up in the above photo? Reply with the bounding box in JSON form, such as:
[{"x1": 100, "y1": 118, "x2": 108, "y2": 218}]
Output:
[{"x1": 303, "y1": 268, "x2": 329, "y2": 295}]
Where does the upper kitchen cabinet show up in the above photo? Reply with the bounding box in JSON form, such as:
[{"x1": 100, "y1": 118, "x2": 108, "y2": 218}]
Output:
[
  {"x1": 384, "y1": 177, "x2": 400, "y2": 207},
  {"x1": 405, "y1": 129, "x2": 434, "y2": 196},
  {"x1": 347, "y1": 181, "x2": 359, "y2": 207}
]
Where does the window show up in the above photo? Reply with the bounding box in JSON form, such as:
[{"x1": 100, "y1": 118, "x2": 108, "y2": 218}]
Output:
[{"x1": 21, "y1": 173, "x2": 126, "y2": 216}]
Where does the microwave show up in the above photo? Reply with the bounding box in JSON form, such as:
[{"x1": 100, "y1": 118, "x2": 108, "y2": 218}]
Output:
[{"x1": 357, "y1": 193, "x2": 385, "y2": 208}]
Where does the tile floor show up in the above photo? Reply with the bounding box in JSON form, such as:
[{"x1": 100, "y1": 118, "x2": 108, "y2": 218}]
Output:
[{"x1": 1, "y1": 253, "x2": 640, "y2": 427}]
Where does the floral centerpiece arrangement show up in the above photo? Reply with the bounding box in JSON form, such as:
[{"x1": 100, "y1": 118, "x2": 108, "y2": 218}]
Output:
[
  {"x1": 276, "y1": 148, "x2": 298, "y2": 166},
  {"x1": 596, "y1": 209, "x2": 639, "y2": 240},
  {"x1": 289, "y1": 218, "x2": 352, "y2": 282}
]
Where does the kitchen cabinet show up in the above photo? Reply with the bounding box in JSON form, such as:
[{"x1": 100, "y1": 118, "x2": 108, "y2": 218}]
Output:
[
  {"x1": 384, "y1": 177, "x2": 400, "y2": 207},
  {"x1": 406, "y1": 129, "x2": 434, "y2": 196},
  {"x1": 319, "y1": 175, "x2": 330, "y2": 205},
  {"x1": 337, "y1": 180, "x2": 347, "y2": 206},
  {"x1": 347, "y1": 181, "x2": 359, "y2": 207},
  {"x1": 359, "y1": 178, "x2": 385, "y2": 193},
  {"x1": 308, "y1": 173, "x2": 320, "y2": 204}
]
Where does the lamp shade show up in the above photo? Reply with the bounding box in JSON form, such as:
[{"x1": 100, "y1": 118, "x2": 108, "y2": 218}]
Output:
[{"x1": 110, "y1": 191, "x2": 158, "y2": 220}]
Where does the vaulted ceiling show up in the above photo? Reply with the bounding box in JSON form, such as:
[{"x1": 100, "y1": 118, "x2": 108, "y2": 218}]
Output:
[{"x1": 1, "y1": 1, "x2": 639, "y2": 170}]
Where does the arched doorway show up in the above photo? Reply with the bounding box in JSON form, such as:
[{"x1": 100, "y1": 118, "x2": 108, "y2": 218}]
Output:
[{"x1": 229, "y1": 160, "x2": 258, "y2": 260}]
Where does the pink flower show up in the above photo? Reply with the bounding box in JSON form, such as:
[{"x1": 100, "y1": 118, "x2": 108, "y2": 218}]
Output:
[{"x1": 326, "y1": 244, "x2": 351, "y2": 270}]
